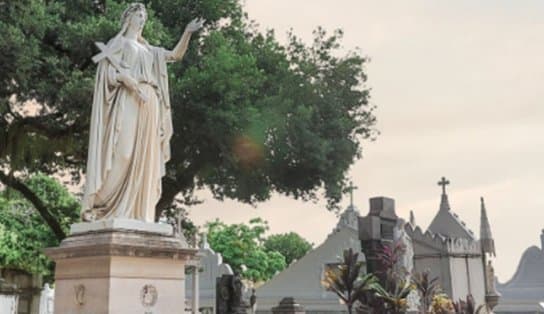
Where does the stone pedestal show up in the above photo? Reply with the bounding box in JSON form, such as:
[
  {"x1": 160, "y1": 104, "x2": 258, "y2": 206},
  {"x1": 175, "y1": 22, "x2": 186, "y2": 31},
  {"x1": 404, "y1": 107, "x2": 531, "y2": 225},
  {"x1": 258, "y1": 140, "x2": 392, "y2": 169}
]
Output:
[{"x1": 45, "y1": 220, "x2": 196, "y2": 314}]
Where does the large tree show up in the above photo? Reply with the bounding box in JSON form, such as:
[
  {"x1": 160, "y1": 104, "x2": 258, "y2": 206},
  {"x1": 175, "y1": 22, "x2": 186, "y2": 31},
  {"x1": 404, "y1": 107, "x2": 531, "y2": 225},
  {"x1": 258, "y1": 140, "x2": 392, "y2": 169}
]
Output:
[
  {"x1": 206, "y1": 218, "x2": 286, "y2": 282},
  {"x1": 0, "y1": 174, "x2": 80, "y2": 282},
  {"x1": 0, "y1": 0, "x2": 377, "y2": 240},
  {"x1": 263, "y1": 232, "x2": 313, "y2": 265}
]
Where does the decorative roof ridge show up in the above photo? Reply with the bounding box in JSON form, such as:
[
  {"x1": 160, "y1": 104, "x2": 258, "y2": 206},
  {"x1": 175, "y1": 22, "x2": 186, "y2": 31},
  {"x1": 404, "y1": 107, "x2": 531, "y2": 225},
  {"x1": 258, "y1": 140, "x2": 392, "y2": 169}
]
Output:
[
  {"x1": 445, "y1": 208, "x2": 475, "y2": 236},
  {"x1": 406, "y1": 221, "x2": 479, "y2": 246},
  {"x1": 405, "y1": 223, "x2": 447, "y2": 244}
]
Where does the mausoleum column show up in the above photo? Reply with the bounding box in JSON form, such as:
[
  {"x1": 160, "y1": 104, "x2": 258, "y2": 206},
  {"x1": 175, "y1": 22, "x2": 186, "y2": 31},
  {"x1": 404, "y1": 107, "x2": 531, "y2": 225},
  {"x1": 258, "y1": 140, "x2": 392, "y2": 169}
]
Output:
[{"x1": 192, "y1": 265, "x2": 199, "y2": 314}]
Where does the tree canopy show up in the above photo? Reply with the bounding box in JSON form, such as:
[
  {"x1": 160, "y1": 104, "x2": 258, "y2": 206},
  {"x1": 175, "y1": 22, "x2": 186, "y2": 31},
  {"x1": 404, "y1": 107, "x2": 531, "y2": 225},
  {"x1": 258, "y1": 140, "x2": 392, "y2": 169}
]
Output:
[
  {"x1": 0, "y1": 174, "x2": 80, "y2": 282},
  {"x1": 263, "y1": 232, "x2": 313, "y2": 265},
  {"x1": 0, "y1": 0, "x2": 377, "y2": 240},
  {"x1": 206, "y1": 218, "x2": 286, "y2": 282}
]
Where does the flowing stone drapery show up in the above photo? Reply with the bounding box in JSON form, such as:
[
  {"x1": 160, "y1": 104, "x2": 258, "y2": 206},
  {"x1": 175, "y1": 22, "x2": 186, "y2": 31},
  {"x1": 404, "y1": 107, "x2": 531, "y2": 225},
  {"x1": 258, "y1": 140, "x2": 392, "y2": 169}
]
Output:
[{"x1": 80, "y1": 3, "x2": 203, "y2": 223}]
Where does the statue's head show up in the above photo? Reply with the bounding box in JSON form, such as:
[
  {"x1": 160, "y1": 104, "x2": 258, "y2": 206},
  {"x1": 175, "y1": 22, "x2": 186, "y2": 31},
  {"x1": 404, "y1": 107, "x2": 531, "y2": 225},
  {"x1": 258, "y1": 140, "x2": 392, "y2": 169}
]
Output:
[{"x1": 121, "y1": 3, "x2": 147, "y2": 32}]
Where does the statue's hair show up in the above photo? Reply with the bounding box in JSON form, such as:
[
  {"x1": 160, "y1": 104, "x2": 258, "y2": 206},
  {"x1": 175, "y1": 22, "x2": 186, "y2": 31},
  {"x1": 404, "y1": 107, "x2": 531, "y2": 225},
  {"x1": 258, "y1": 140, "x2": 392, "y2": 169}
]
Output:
[
  {"x1": 108, "y1": 2, "x2": 150, "y2": 48},
  {"x1": 121, "y1": 3, "x2": 147, "y2": 26}
]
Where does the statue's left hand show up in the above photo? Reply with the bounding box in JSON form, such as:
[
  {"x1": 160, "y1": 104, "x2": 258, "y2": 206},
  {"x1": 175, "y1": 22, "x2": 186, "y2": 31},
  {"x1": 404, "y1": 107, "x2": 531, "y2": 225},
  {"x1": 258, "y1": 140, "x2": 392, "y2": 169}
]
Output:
[{"x1": 185, "y1": 18, "x2": 206, "y2": 33}]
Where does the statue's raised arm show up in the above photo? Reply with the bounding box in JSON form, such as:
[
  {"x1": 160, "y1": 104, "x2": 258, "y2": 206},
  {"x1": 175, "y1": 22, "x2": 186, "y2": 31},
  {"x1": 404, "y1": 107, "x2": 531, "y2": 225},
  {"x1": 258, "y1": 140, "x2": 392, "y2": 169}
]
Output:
[
  {"x1": 81, "y1": 3, "x2": 203, "y2": 223},
  {"x1": 166, "y1": 18, "x2": 205, "y2": 61}
]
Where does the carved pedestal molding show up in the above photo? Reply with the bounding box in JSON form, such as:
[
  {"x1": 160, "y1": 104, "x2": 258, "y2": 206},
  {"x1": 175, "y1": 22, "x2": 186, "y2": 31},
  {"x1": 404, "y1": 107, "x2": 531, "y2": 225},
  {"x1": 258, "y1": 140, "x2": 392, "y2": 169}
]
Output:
[{"x1": 45, "y1": 221, "x2": 196, "y2": 314}]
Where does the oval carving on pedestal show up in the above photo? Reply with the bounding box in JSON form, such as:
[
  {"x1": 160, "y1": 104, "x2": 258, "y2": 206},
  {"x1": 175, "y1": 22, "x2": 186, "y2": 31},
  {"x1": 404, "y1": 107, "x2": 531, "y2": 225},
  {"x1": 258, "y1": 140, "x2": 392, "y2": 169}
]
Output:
[
  {"x1": 141, "y1": 284, "x2": 158, "y2": 308},
  {"x1": 74, "y1": 284, "x2": 85, "y2": 306}
]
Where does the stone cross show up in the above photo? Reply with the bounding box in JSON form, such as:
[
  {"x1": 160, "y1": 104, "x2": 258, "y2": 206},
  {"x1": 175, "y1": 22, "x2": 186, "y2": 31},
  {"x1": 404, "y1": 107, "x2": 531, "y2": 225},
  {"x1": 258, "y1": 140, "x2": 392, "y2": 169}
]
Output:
[
  {"x1": 437, "y1": 177, "x2": 450, "y2": 195},
  {"x1": 346, "y1": 182, "x2": 358, "y2": 207},
  {"x1": 92, "y1": 42, "x2": 147, "y2": 102}
]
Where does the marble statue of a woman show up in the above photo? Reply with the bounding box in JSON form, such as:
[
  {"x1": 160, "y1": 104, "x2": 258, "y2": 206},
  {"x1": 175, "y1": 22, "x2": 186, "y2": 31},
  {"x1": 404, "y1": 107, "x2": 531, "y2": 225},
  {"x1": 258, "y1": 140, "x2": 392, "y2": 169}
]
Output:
[{"x1": 81, "y1": 3, "x2": 204, "y2": 222}]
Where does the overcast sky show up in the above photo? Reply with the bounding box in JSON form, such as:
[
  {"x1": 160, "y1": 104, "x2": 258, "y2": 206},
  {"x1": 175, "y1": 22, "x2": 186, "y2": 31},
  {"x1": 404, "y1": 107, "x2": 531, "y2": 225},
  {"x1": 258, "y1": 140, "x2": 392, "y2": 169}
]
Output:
[{"x1": 190, "y1": 0, "x2": 544, "y2": 282}]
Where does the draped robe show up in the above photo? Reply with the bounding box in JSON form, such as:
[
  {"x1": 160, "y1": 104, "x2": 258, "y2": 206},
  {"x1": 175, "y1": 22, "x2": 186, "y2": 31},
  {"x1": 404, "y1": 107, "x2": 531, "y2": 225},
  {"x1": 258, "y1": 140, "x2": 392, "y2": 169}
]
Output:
[{"x1": 81, "y1": 36, "x2": 173, "y2": 222}]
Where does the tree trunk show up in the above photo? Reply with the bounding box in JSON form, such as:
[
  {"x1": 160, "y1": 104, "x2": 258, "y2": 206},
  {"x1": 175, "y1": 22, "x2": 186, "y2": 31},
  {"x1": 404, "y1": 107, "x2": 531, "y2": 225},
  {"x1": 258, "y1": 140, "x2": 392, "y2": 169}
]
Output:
[
  {"x1": 154, "y1": 163, "x2": 200, "y2": 221},
  {"x1": 155, "y1": 176, "x2": 181, "y2": 220}
]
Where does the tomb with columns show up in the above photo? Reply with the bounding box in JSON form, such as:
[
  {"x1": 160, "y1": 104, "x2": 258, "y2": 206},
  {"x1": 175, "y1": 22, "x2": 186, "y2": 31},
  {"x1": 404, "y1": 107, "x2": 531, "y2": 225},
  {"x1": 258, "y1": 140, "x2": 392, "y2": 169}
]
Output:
[{"x1": 401, "y1": 177, "x2": 500, "y2": 310}]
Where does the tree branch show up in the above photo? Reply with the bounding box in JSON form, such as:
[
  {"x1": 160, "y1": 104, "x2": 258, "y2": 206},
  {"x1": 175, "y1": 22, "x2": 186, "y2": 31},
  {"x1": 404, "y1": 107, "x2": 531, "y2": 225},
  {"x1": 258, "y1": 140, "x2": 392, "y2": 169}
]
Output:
[
  {"x1": 15, "y1": 114, "x2": 85, "y2": 139},
  {"x1": 0, "y1": 171, "x2": 66, "y2": 240},
  {"x1": 155, "y1": 160, "x2": 203, "y2": 220},
  {"x1": 156, "y1": 176, "x2": 182, "y2": 214}
]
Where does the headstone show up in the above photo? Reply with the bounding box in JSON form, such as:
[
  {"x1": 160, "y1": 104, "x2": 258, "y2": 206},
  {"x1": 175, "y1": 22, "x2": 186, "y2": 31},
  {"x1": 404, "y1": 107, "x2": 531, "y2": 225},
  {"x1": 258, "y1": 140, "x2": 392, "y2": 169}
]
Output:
[
  {"x1": 217, "y1": 275, "x2": 231, "y2": 314},
  {"x1": 186, "y1": 234, "x2": 234, "y2": 314},
  {"x1": 216, "y1": 273, "x2": 248, "y2": 314},
  {"x1": 271, "y1": 298, "x2": 305, "y2": 314}
]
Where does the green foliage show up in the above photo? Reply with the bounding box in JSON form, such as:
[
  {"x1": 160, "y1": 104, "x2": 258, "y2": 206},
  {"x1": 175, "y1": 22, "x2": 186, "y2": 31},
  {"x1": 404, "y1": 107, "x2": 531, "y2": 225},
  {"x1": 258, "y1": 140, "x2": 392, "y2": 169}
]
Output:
[
  {"x1": 0, "y1": 174, "x2": 80, "y2": 281},
  {"x1": 206, "y1": 218, "x2": 286, "y2": 282},
  {"x1": 263, "y1": 232, "x2": 312, "y2": 265},
  {"x1": 370, "y1": 241, "x2": 415, "y2": 313},
  {"x1": 321, "y1": 248, "x2": 380, "y2": 314},
  {"x1": 0, "y1": 0, "x2": 376, "y2": 236},
  {"x1": 412, "y1": 269, "x2": 442, "y2": 313},
  {"x1": 372, "y1": 280, "x2": 413, "y2": 314}
]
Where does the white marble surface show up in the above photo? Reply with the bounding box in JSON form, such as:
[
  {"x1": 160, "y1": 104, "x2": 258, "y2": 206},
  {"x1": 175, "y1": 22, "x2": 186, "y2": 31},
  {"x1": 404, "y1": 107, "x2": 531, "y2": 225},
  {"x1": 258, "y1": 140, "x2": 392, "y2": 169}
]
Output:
[
  {"x1": 81, "y1": 3, "x2": 204, "y2": 223},
  {"x1": 0, "y1": 295, "x2": 18, "y2": 314},
  {"x1": 70, "y1": 218, "x2": 173, "y2": 235}
]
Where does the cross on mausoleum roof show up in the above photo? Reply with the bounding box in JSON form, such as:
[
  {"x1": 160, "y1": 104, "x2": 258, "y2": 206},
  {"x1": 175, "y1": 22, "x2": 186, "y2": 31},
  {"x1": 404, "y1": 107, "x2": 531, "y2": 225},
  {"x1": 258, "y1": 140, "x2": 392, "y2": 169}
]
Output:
[
  {"x1": 346, "y1": 181, "x2": 358, "y2": 208},
  {"x1": 438, "y1": 176, "x2": 450, "y2": 195}
]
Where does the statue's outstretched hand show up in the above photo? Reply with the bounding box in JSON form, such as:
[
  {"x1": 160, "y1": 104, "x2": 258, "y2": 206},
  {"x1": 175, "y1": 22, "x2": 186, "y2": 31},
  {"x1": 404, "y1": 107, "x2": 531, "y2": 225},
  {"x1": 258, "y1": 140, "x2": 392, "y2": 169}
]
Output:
[{"x1": 185, "y1": 18, "x2": 205, "y2": 33}]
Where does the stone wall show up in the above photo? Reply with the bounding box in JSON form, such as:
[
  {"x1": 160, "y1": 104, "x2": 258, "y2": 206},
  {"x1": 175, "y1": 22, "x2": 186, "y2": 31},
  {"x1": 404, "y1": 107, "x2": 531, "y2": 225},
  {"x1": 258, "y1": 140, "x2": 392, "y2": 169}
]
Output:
[{"x1": 0, "y1": 269, "x2": 42, "y2": 314}]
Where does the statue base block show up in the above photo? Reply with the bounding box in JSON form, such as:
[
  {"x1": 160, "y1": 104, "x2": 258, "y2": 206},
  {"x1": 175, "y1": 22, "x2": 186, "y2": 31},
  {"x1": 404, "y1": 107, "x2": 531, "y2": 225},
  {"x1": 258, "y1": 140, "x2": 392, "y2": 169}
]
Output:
[
  {"x1": 45, "y1": 225, "x2": 196, "y2": 314},
  {"x1": 70, "y1": 218, "x2": 174, "y2": 236}
]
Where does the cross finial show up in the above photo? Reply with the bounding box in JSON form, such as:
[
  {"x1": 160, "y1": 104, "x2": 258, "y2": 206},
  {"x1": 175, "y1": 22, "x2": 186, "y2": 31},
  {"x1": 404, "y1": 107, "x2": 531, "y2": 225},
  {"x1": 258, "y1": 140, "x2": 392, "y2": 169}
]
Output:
[
  {"x1": 346, "y1": 181, "x2": 358, "y2": 207},
  {"x1": 438, "y1": 176, "x2": 450, "y2": 195}
]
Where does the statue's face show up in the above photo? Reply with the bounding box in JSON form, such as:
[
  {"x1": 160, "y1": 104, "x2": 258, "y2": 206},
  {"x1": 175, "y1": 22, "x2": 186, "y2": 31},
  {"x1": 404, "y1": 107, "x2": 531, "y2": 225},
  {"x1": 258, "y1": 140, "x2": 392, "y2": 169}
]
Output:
[{"x1": 129, "y1": 9, "x2": 146, "y2": 32}]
